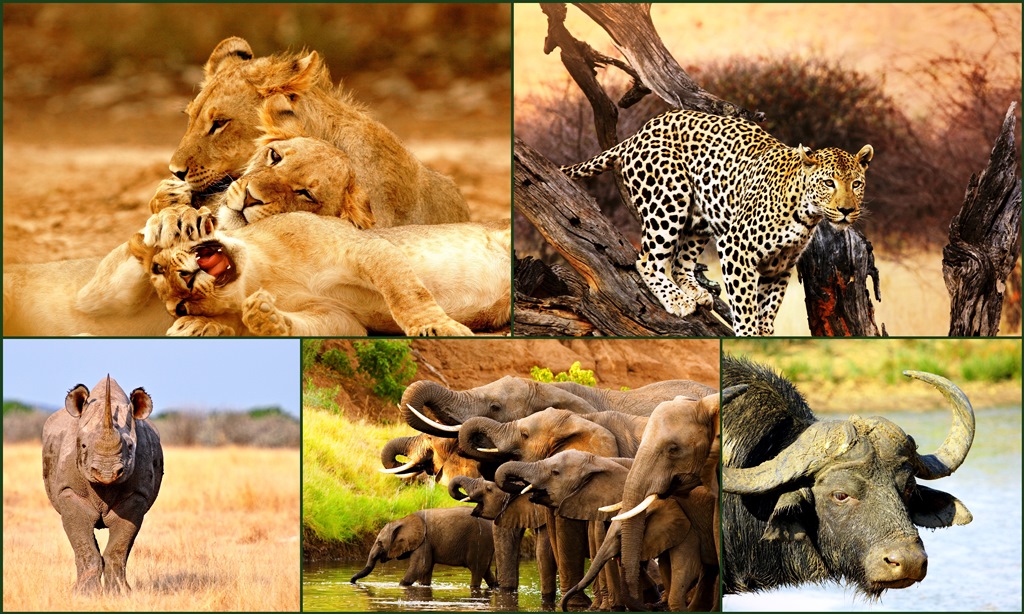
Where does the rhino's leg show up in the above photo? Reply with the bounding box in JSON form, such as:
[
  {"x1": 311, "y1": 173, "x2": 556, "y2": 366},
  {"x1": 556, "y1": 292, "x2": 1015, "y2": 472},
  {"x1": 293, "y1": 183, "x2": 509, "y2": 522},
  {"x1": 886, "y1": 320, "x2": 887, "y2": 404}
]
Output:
[
  {"x1": 55, "y1": 491, "x2": 103, "y2": 593},
  {"x1": 101, "y1": 493, "x2": 150, "y2": 593}
]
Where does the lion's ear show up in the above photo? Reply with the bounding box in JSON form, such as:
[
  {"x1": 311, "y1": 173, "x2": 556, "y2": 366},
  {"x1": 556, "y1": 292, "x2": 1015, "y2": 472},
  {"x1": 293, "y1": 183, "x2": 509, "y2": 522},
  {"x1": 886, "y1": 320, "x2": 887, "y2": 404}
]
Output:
[
  {"x1": 256, "y1": 50, "x2": 325, "y2": 99},
  {"x1": 127, "y1": 233, "x2": 154, "y2": 265},
  {"x1": 258, "y1": 94, "x2": 306, "y2": 145},
  {"x1": 204, "y1": 37, "x2": 254, "y2": 80}
]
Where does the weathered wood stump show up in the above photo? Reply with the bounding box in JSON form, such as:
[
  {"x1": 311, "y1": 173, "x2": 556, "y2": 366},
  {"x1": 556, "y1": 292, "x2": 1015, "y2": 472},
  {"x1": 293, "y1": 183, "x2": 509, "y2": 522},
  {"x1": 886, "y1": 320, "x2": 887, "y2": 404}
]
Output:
[{"x1": 797, "y1": 225, "x2": 884, "y2": 336}]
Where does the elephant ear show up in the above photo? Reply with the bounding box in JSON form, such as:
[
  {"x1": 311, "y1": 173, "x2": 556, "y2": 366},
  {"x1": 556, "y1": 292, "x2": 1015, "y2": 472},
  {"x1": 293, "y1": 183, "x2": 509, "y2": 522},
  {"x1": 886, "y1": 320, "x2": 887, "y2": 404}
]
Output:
[
  {"x1": 387, "y1": 512, "x2": 426, "y2": 559},
  {"x1": 641, "y1": 500, "x2": 691, "y2": 559},
  {"x1": 536, "y1": 382, "x2": 600, "y2": 414},
  {"x1": 496, "y1": 495, "x2": 547, "y2": 529},
  {"x1": 557, "y1": 467, "x2": 628, "y2": 521}
]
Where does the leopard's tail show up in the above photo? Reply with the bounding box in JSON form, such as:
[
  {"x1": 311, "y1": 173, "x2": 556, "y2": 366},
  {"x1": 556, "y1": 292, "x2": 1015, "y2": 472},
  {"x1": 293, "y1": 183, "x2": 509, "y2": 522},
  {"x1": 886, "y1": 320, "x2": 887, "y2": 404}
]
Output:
[{"x1": 560, "y1": 143, "x2": 624, "y2": 179}]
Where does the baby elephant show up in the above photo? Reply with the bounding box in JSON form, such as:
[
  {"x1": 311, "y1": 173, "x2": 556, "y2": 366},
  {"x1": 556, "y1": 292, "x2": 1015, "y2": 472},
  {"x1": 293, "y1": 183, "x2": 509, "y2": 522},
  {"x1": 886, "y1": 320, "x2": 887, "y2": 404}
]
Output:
[
  {"x1": 350, "y1": 506, "x2": 496, "y2": 588},
  {"x1": 42, "y1": 376, "x2": 163, "y2": 593}
]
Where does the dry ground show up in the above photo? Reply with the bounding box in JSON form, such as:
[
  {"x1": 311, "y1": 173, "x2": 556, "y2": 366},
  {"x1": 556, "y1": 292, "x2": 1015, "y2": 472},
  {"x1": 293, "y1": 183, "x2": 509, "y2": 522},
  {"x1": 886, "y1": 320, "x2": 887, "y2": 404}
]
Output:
[{"x1": 2, "y1": 444, "x2": 300, "y2": 611}]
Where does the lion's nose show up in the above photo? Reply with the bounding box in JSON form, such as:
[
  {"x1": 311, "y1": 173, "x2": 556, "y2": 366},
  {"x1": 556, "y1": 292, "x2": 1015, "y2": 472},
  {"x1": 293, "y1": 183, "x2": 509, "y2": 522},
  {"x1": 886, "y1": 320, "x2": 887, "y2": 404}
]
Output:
[
  {"x1": 243, "y1": 188, "x2": 263, "y2": 209},
  {"x1": 175, "y1": 301, "x2": 189, "y2": 317},
  {"x1": 171, "y1": 167, "x2": 188, "y2": 181}
]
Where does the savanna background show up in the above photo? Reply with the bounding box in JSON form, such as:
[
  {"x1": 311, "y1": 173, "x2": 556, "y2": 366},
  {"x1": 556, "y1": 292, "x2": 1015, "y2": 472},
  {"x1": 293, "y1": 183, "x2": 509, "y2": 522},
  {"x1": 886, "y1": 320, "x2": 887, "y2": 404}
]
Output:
[
  {"x1": 723, "y1": 338, "x2": 1022, "y2": 611},
  {"x1": 2, "y1": 3, "x2": 511, "y2": 268},
  {"x1": 514, "y1": 3, "x2": 1023, "y2": 336},
  {"x1": 2, "y1": 339, "x2": 301, "y2": 611},
  {"x1": 301, "y1": 338, "x2": 719, "y2": 611}
]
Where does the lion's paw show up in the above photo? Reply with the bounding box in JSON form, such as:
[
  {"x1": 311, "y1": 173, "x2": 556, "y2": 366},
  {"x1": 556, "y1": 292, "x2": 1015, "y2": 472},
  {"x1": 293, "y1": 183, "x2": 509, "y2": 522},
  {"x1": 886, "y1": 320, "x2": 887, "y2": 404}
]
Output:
[
  {"x1": 144, "y1": 205, "x2": 216, "y2": 248},
  {"x1": 149, "y1": 178, "x2": 194, "y2": 213},
  {"x1": 242, "y1": 289, "x2": 292, "y2": 336},
  {"x1": 167, "y1": 316, "x2": 234, "y2": 337},
  {"x1": 405, "y1": 319, "x2": 474, "y2": 337}
]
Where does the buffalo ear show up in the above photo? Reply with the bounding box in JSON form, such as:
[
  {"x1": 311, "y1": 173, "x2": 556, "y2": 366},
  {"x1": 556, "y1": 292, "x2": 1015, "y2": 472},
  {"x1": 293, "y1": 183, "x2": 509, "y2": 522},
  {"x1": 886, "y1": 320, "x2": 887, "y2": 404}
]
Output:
[
  {"x1": 909, "y1": 484, "x2": 972, "y2": 527},
  {"x1": 762, "y1": 488, "x2": 813, "y2": 542},
  {"x1": 130, "y1": 388, "x2": 154, "y2": 420},
  {"x1": 64, "y1": 384, "x2": 90, "y2": 417},
  {"x1": 388, "y1": 512, "x2": 426, "y2": 559}
]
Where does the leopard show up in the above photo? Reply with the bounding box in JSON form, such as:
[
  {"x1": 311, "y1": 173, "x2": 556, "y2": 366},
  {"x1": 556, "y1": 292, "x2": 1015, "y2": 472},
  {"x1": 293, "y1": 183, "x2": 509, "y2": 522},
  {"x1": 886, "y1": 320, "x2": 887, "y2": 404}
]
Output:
[
  {"x1": 561, "y1": 109, "x2": 873, "y2": 337},
  {"x1": 130, "y1": 206, "x2": 511, "y2": 337}
]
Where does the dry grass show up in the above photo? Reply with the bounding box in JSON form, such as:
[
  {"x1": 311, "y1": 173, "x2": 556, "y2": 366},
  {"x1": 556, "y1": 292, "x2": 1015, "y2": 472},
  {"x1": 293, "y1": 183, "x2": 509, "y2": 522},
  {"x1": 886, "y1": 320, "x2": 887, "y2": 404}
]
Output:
[{"x1": 2, "y1": 444, "x2": 299, "y2": 611}]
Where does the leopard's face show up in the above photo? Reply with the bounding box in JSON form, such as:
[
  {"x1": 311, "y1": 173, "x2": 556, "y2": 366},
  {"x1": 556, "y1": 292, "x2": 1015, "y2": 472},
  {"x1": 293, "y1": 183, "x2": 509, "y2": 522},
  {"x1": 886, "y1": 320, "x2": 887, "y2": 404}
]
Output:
[
  {"x1": 802, "y1": 145, "x2": 873, "y2": 228},
  {"x1": 147, "y1": 240, "x2": 241, "y2": 318}
]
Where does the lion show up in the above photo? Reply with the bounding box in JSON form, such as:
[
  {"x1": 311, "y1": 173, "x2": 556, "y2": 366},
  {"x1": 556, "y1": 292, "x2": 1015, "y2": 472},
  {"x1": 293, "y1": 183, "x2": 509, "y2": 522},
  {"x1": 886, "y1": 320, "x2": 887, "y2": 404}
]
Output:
[
  {"x1": 165, "y1": 36, "x2": 469, "y2": 225},
  {"x1": 130, "y1": 206, "x2": 510, "y2": 336}
]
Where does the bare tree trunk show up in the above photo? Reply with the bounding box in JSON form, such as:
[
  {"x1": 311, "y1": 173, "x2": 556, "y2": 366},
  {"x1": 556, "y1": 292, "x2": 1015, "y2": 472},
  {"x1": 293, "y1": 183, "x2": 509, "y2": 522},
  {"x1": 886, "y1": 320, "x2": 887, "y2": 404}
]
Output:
[
  {"x1": 943, "y1": 102, "x2": 1023, "y2": 336},
  {"x1": 514, "y1": 138, "x2": 733, "y2": 336},
  {"x1": 797, "y1": 225, "x2": 884, "y2": 336}
]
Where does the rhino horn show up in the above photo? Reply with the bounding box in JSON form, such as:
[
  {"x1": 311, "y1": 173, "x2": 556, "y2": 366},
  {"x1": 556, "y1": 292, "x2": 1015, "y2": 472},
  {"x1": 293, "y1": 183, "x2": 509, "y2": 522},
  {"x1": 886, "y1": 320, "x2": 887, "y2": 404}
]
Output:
[
  {"x1": 104, "y1": 375, "x2": 113, "y2": 430},
  {"x1": 903, "y1": 371, "x2": 975, "y2": 480},
  {"x1": 722, "y1": 421, "x2": 858, "y2": 494}
]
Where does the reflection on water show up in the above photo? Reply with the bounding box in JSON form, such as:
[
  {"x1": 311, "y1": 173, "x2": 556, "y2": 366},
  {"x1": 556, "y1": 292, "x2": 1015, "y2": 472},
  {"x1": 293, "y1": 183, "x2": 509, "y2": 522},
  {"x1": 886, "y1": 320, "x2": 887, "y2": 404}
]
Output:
[
  {"x1": 725, "y1": 407, "x2": 1022, "y2": 612},
  {"x1": 304, "y1": 559, "x2": 551, "y2": 612}
]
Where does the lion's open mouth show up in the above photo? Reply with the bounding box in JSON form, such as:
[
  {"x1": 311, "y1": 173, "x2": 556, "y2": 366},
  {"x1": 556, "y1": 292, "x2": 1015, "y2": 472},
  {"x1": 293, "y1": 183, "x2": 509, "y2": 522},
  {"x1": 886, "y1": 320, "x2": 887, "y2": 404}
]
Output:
[{"x1": 192, "y1": 241, "x2": 237, "y2": 285}]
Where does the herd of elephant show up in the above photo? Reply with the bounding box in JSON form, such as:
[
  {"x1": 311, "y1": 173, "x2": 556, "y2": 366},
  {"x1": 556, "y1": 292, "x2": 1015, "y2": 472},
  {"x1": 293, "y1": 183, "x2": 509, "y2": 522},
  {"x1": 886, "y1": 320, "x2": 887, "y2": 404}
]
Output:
[{"x1": 349, "y1": 375, "x2": 728, "y2": 612}]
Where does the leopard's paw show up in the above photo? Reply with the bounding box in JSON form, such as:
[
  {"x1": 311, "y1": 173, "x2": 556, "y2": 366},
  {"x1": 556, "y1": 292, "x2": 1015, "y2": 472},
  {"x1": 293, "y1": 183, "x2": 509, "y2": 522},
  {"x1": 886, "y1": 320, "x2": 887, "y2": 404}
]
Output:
[
  {"x1": 242, "y1": 289, "x2": 292, "y2": 336},
  {"x1": 167, "y1": 316, "x2": 234, "y2": 337},
  {"x1": 144, "y1": 205, "x2": 216, "y2": 248},
  {"x1": 149, "y1": 178, "x2": 194, "y2": 213}
]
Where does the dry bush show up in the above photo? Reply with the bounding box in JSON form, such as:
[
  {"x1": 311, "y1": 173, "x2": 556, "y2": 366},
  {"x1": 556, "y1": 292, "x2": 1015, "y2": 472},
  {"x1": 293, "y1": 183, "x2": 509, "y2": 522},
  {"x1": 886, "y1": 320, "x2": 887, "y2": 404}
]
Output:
[{"x1": 2, "y1": 444, "x2": 299, "y2": 611}]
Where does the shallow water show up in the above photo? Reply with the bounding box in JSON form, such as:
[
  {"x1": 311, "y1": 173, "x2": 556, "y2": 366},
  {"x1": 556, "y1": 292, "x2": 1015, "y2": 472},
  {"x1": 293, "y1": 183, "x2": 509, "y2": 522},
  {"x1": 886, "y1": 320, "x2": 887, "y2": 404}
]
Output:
[{"x1": 725, "y1": 406, "x2": 1022, "y2": 612}]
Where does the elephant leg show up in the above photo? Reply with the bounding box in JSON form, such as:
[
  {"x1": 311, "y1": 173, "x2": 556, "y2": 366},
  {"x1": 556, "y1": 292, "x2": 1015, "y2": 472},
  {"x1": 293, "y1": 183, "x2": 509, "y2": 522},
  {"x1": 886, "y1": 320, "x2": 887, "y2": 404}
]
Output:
[
  {"x1": 101, "y1": 493, "x2": 150, "y2": 593},
  {"x1": 402, "y1": 547, "x2": 433, "y2": 586},
  {"x1": 556, "y1": 516, "x2": 591, "y2": 610},
  {"x1": 535, "y1": 526, "x2": 557, "y2": 607},
  {"x1": 55, "y1": 490, "x2": 103, "y2": 593},
  {"x1": 688, "y1": 566, "x2": 719, "y2": 613},
  {"x1": 658, "y1": 553, "x2": 673, "y2": 609},
  {"x1": 589, "y1": 521, "x2": 609, "y2": 611},
  {"x1": 493, "y1": 525, "x2": 523, "y2": 590},
  {"x1": 670, "y1": 533, "x2": 702, "y2": 612}
]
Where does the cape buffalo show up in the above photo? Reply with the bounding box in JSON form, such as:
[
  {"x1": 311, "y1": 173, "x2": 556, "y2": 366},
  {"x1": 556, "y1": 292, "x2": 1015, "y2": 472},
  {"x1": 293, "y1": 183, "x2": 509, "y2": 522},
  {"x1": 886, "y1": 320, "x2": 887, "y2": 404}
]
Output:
[
  {"x1": 721, "y1": 355, "x2": 974, "y2": 597},
  {"x1": 42, "y1": 376, "x2": 163, "y2": 593}
]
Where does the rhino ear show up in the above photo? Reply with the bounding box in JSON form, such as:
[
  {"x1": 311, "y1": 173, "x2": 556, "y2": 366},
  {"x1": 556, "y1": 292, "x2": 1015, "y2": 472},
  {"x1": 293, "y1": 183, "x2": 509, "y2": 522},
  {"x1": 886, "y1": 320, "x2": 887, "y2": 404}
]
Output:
[
  {"x1": 130, "y1": 388, "x2": 153, "y2": 420},
  {"x1": 64, "y1": 384, "x2": 90, "y2": 417},
  {"x1": 762, "y1": 488, "x2": 813, "y2": 542},
  {"x1": 910, "y1": 484, "x2": 972, "y2": 527}
]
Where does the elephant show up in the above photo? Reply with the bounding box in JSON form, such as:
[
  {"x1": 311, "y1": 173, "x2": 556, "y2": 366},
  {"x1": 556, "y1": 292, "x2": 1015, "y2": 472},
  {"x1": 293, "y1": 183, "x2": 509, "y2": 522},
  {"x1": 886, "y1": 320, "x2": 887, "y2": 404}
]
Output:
[
  {"x1": 401, "y1": 376, "x2": 716, "y2": 436},
  {"x1": 495, "y1": 450, "x2": 636, "y2": 610},
  {"x1": 447, "y1": 475, "x2": 556, "y2": 605},
  {"x1": 350, "y1": 506, "x2": 497, "y2": 588},
  {"x1": 456, "y1": 409, "x2": 648, "y2": 464},
  {"x1": 379, "y1": 433, "x2": 483, "y2": 485},
  {"x1": 609, "y1": 389, "x2": 732, "y2": 611}
]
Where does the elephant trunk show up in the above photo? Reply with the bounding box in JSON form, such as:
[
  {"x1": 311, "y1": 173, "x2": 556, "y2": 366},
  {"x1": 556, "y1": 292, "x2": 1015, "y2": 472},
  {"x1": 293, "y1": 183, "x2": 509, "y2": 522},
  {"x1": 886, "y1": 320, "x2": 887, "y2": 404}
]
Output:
[
  {"x1": 447, "y1": 475, "x2": 476, "y2": 502},
  {"x1": 494, "y1": 460, "x2": 536, "y2": 495},
  {"x1": 618, "y1": 451, "x2": 657, "y2": 611},
  {"x1": 401, "y1": 381, "x2": 472, "y2": 436},
  {"x1": 458, "y1": 417, "x2": 511, "y2": 462},
  {"x1": 350, "y1": 545, "x2": 382, "y2": 583},
  {"x1": 380, "y1": 436, "x2": 420, "y2": 472}
]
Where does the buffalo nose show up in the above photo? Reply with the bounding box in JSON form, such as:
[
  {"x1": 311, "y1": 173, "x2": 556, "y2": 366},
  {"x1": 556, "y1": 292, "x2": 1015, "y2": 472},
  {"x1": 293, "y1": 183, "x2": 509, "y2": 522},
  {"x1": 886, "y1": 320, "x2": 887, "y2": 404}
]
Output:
[{"x1": 869, "y1": 543, "x2": 928, "y2": 584}]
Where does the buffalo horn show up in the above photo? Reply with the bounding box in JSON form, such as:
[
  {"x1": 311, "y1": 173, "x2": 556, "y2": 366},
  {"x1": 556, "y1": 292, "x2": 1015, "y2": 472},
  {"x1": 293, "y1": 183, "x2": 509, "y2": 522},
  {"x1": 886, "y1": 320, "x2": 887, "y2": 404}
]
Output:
[{"x1": 903, "y1": 371, "x2": 975, "y2": 480}]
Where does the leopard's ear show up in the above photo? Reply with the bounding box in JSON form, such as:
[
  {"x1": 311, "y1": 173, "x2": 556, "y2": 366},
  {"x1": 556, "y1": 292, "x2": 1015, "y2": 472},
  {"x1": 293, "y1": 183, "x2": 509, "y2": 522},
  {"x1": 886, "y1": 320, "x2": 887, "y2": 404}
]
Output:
[
  {"x1": 797, "y1": 144, "x2": 818, "y2": 174},
  {"x1": 258, "y1": 94, "x2": 306, "y2": 145},
  {"x1": 204, "y1": 37, "x2": 254, "y2": 80},
  {"x1": 856, "y1": 144, "x2": 874, "y2": 170},
  {"x1": 127, "y1": 232, "x2": 154, "y2": 265}
]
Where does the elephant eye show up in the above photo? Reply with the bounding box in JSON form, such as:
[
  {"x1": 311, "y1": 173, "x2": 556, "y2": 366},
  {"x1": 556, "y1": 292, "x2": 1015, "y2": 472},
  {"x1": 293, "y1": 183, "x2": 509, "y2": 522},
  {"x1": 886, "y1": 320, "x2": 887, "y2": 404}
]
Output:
[
  {"x1": 552, "y1": 469, "x2": 560, "y2": 476},
  {"x1": 489, "y1": 403, "x2": 501, "y2": 413}
]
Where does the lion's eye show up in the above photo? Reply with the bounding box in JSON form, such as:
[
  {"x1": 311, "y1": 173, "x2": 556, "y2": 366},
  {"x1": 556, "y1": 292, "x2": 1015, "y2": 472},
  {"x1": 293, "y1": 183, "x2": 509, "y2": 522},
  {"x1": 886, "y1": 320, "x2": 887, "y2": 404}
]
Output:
[
  {"x1": 268, "y1": 148, "x2": 282, "y2": 165},
  {"x1": 823, "y1": 179, "x2": 836, "y2": 188},
  {"x1": 209, "y1": 119, "x2": 229, "y2": 135},
  {"x1": 151, "y1": 263, "x2": 164, "y2": 275},
  {"x1": 295, "y1": 188, "x2": 316, "y2": 202}
]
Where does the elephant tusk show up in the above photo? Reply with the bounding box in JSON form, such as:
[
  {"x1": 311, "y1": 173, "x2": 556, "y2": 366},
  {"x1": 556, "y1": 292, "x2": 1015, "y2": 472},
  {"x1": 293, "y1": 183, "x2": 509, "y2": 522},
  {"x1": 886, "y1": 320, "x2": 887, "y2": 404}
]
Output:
[
  {"x1": 598, "y1": 501, "x2": 622, "y2": 513},
  {"x1": 476, "y1": 447, "x2": 500, "y2": 453},
  {"x1": 520, "y1": 483, "x2": 534, "y2": 495},
  {"x1": 611, "y1": 493, "x2": 658, "y2": 521},
  {"x1": 379, "y1": 459, "x2": 418, "y2": 474},
  {"x1": 395, "y1": 472, "x2": 418, "y2": 478},
  {"x1": 460, "y1": 496, "x2": 472, "y2": 503},
  {"x1": 406, "y1": 404, "x2": 461, "y2": 433}
]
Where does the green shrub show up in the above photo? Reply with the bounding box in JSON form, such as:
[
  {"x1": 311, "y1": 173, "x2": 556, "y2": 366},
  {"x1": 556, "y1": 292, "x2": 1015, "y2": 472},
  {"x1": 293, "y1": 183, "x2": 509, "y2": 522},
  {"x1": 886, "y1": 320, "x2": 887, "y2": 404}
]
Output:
[
  {"x1": 352, "y1": 340, "x2": 418, "y2": 405},
  {"x1": 531, "y1": 361, "x2": 597, "y2": 386},
  {"x1": 3, "y1": 400, "x2": 34, "y2": 416},
  {"x1": 321, "y1": 348, "x2": 354, "y2": 377},
  {"x1": 301, "y1": 339, "x2": 323, "y2": 370}
]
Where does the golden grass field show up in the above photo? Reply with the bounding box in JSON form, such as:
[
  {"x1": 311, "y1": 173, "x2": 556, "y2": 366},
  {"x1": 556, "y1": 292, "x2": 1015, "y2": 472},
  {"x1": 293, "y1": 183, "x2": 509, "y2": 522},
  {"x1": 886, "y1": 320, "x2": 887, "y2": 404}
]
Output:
[{"x1": 2, "y1": 444, "x2": 299, "y2": 611}]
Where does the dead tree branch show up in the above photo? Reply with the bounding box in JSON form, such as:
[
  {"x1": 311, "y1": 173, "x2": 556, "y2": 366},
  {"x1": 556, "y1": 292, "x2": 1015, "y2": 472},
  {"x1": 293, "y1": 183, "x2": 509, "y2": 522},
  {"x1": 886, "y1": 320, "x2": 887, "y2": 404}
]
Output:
[{"x1": 943, "y1": 102, "x2": 1023, "y2": 336}]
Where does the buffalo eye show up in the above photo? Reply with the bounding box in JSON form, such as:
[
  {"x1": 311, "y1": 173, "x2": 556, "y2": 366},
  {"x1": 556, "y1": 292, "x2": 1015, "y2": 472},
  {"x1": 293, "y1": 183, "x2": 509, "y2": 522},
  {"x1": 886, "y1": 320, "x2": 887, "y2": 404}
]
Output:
[
  {"x1": 832, "y1": 491, "x2": 850, "y2": 503},
  {"x1": 268, "y1": 148, "x2": 282, "y2": 165},
  {"x1": 209, "y1": 118, "x2": 229, "y2": 135}
]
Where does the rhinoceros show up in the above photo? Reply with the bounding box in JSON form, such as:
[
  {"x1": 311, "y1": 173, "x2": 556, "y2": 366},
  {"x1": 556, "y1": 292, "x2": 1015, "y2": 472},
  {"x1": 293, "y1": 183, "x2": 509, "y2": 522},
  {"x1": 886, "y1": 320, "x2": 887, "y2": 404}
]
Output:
[{"x1": 42, "y1": 375, "x2": 163, "y2": 593}]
